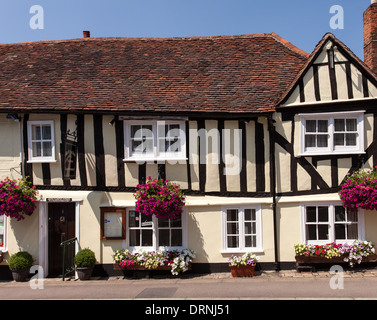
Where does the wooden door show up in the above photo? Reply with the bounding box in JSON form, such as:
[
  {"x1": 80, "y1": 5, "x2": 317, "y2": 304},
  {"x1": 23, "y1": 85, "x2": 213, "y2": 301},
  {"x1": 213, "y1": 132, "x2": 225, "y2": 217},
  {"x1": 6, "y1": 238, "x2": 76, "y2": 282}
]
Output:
[{"x1": 48, "y1": 202, "x2": 76, "y2": 276}]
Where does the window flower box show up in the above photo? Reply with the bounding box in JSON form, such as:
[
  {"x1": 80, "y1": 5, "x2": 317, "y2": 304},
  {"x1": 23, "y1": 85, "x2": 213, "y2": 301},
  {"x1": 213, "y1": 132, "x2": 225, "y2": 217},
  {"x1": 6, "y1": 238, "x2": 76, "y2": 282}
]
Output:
[
  {"x1": 294, "y1": 241, "x2": 377, "y2": 268},
  {"x1": 112, "y1": 248, "x2": 195, "y2": 276}
]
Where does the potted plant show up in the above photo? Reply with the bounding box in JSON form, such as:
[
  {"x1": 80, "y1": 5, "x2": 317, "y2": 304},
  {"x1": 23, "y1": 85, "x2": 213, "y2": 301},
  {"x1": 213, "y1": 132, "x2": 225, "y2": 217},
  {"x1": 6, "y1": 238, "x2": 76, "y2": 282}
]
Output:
[
  {"x1": 228, "y1": 252, "x2": 259, "y2": 277},
  {"x1": 8, "y1": 251, "x2": 33, "y2": 282},
  {"x1": 134, "y1": 177, "x2": 185, "y2": 220},
  {"x1": 74, "y1": 248, "x2": 96, "y2": 280}
]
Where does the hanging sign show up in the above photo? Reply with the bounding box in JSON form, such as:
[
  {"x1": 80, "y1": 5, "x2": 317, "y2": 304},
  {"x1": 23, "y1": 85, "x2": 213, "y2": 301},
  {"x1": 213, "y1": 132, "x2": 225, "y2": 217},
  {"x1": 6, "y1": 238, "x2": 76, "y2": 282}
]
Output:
[{"x1": 64, "y1": 140, "x2": 77, "y2": 180}]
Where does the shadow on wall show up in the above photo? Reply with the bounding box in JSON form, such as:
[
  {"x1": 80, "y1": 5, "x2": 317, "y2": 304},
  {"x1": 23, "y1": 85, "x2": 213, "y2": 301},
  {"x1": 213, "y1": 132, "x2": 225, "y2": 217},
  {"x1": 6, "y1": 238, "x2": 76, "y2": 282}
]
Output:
[{"x1": 189, "y1": 213, "x2": 209, "y2": 263}]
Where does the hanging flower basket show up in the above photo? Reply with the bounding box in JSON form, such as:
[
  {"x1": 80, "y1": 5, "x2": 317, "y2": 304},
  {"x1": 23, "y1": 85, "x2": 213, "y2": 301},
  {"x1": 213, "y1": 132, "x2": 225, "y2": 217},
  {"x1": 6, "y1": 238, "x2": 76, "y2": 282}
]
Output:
[
  {"x1": 0, "y1": 177, "x2": 38, "y2": 221},
  {"x1": 134, "y1": 177, "x2": 185, "y2": 220},
  {"x1": 339, "y1": 167, "x2": 377, "y2": 212}
]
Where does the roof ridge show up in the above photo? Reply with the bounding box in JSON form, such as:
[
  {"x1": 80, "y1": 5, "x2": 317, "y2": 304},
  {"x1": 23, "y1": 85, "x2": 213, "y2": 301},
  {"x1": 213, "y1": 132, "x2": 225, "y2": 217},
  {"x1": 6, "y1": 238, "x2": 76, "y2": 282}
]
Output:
[
  {"x1": 269, "y1": 32, "x2": 310, "y2": 58},
  {"x1": 0, "y1": 32, "x2": 303, "y2": 46}
]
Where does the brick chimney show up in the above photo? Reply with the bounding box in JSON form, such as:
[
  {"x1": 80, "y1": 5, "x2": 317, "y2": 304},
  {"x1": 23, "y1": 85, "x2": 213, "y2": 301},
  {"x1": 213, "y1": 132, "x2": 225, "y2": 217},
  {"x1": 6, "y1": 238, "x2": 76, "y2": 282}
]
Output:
[
  {"x1": 364, "y1": 1, "x2": 377, "y2": 74},
  {"x1": 83, "y1": 30, "x2": 90, "y2": 39}
]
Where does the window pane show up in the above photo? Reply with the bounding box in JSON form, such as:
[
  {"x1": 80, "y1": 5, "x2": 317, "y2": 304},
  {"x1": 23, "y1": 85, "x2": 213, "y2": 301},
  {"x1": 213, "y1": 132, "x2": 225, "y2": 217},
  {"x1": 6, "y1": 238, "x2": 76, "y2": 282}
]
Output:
[
  {"x1": 141, "y1": 214, "x2": 152, "y2": 227},
  {"x1": 42, "y1": 125, "x2": 51, "y2": 140},
  {"x1": 141, "y1": 229, "x2": 153, "y2": 246},
  {"x1": 335, "y1": 206, "x2": 346, "y2": 222},
  {"x1": 305, "y1": 135, "x2": 316, "y2": 148},
  {"x1": 42, "y1": 142, "x2": 52, "y2": 157},
  {"x1": 158, "y1": 229, "x2": 170, "y2": 246},
  {"x1": 245, "y1": 235, "x2": 256, "y2": 248},
  {"x1": 318, "y1": 120, "x2": 328, "y2": 132},
  {"x1": 318, "y1": 207, "x2": 328, "y2": 222},
  {"x1": 334, "y1": 119, "x2": 345, "y2": 132},
  {"x1": 170, "y1": 217, "x2": 182, "y2": 228},
  {"x1": 346, "y1": 119, "x2": 357, "y2": 131},
  {"x1": 317, "y1": 135, "x2": 328, "y2": 147},
  {"x1": 306, "y1": 207, "x2": 316, "y2": 222},
  {"x1": 158, "y1": 217, "x2": 169, "y2": 228},
  {"x1": 131, "y1": 140, "x2": 143, "y2": 152},
  {"x1": 347, "y1": 210, "x2": 358, "y2": 222},
  {"x1": 345, "y1": 133, "x2": 357, "y2": 146},
  {"x1": 32, "y1": 142, "x2": 42, "y2": 157},
  {"x1": 318, "y1": 225, "x2": 329, "y2": 240},
  {"x1": 32, "y1": 125, "x2": 41, "y2": 140},
  {"x1": 143, "y1": 139, "x2": 154, "y2": 153},
  {"x1": 334, "y1": 133, "x2": 344, "y2": 146},
  {"x1": 142, "y1": 126, "x2": 153, "y2": 138},
  {"x1": 171, "y1": 229, "x2": 182, "y2": 246},
  {"x1": 129, "y1": 229, "x2": 140, "y2": 246},
  {"x1": 244, "y1": 222, "x2": 256, "y2": 235},
  {"x1": 129, "y1": 210, "x2": 139, "y2": 227},
  {"x1": 227, "y1": 223, "x2": 239, "y2": 235},
  {"x1": 244, "y1": 209, "x2": 256, "y2": 221},
  {"x1": 306, "y1": 225, "x2": 317, "y2": 241},
  {"x1": 335, "y1": 224, "x2": 346, "y2": 240},
  {"x1": 306, "y1": 120, "x2": 316, "y2": 132},
  {"x1": 227, "y1": 209, "x2": 238, "y2": 222},
  {"x1": 227, "y1": 236, "x2": 239, "y2": 248},
  {"x1": 347, "y1": 224, "x2": 358, "y2": 239},
  {"x1": 131, "y1": 125, "x2": 142, "y2": 139}
]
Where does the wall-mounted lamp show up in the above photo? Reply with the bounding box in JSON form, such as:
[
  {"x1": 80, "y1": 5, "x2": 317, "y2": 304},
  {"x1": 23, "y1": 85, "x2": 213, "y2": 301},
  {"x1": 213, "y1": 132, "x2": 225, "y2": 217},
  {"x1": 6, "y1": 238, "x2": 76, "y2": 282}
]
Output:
[
  {"x1": 6, "y1": 113, "x2": 20, "y2": 122},
  {"x1": 109, "y1": 117, "x2": 116, "y2": 126}
]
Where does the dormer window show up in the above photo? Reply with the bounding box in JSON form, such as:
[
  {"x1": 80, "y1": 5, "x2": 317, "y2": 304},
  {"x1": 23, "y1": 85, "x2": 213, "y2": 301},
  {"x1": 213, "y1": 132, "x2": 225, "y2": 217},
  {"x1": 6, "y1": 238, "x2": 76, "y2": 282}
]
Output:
[{"x1": 299, "y1": 111, "x2": 364, "y2": 156}]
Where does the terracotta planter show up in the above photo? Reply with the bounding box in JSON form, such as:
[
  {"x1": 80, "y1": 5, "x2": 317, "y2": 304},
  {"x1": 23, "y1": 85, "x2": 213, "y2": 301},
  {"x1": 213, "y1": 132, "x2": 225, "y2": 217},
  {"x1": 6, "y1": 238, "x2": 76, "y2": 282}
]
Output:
[
  {"x1": 11, "y1": 268, "x2": 30, "y2": 282},
  {"x1": 229, "y1": 264, "x2": 255, "y2": 277},
  {"x1": 76, "y1": 266, "x2": 94, "y2": 280}
]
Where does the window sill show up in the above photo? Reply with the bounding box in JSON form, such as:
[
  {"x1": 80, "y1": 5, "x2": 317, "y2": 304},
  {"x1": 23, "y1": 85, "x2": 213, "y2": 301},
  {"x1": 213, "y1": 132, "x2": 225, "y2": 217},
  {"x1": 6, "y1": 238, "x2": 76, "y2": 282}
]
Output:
[
  {"x1": 298, "y1": 151, "x2": 365, "y2": 157},
  {"x1": 123, "y1": 158, "x2": 188, "y2": 163},
  {"x1": 221, "y1": 249, "x2": 264, "y2": 255},
  {"x1": 27, "y1": 159, "x2": 57, "y2": 164}
]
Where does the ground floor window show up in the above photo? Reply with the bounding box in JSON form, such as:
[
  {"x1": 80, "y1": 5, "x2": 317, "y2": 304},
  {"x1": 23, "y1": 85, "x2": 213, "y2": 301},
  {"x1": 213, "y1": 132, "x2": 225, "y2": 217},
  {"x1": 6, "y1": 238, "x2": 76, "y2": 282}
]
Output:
[
  {"x1": 221, "y1": 205, "x2": 262, "y2": 252},
  {"x1": 126, "y1": 208, "x2": 186, "y2": 251},
  {"x1": 301, "y1": 203, "x2": 365, "y2": 244},
  {"x1": 0, "y1": 215, "x2": 6, "y2": 251}
]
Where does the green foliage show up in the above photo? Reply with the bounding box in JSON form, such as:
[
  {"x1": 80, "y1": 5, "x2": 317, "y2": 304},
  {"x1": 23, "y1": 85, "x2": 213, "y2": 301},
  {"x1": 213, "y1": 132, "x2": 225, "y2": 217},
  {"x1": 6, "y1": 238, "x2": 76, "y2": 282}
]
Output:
[
  {"x1": 74, "y1": 248, "x2": 96, "y2": 268},
  {"x1": 8, "y1": 251, "x2": 33, "y2": 270}
]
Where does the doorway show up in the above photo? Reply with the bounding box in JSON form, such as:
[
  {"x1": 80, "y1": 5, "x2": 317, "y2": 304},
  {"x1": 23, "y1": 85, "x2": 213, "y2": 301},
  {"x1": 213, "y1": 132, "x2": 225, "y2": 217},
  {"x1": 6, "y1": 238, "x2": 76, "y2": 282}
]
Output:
[{"x1": 48, "y1": 202, "x2": 76, "y2": 276}]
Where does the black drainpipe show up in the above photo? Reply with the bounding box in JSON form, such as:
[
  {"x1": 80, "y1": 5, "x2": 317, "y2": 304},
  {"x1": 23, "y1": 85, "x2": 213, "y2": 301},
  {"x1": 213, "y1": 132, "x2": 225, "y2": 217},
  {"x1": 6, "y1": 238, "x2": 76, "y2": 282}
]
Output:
[{"x1": 268, "y1": 114, "x2": 280, "y2": 272}]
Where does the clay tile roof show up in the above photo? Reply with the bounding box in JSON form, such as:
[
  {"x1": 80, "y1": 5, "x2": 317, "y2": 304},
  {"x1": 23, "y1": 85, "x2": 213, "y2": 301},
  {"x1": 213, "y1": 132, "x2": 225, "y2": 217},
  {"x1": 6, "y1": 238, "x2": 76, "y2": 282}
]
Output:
[{"x1": 0, "y1": 33, "x2": 308, "y2": 114}]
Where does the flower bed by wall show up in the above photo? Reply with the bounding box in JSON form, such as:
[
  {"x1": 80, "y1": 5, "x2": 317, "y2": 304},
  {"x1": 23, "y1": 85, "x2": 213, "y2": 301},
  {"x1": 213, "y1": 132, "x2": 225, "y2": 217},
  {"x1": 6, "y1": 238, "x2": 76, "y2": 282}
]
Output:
[
  {"x1": 112, "y1": 249, "x2": 195, "y2": 275},
  {"x1": 294, "y1": 241, "x2": 376, "y2": 267}
]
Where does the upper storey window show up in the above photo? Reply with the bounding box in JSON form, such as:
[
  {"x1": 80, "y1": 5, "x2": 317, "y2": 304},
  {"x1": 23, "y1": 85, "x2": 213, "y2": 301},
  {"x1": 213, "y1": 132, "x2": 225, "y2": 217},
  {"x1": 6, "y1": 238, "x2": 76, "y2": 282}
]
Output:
[
  {"x1": 124, "y1": 120, "x2": 186, "y2": 161},
  {"x1": 27, "y1": 120, "x2": 56, "y2": 163},
  {"x1": 299, "y1": 111, "x2": 364, "y2": 156}
]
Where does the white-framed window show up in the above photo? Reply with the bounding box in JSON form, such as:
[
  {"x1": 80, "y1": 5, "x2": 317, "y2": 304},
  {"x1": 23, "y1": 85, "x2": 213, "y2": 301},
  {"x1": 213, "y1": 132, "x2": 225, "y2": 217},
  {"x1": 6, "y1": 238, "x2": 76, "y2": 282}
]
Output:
[
  {"x1": 300, "y1": 203, "x2": 365, "y2": 245},
  {"x1": 221, "y1": 205, "x2": 262, "y2": 253},
  {"x1": 124, "y1": 120, "x2": 186, "y2": 161},
  {"x1": 27, "y1": 120, "x2": 56, "y2": 162},
  {"x1": 299, "y1": 111, "x2": 364, "y2": 156},
  {"x1": 126, "y1": 208, "x2": 187, "y2": 251},
  {"x1": 0, "y1": 215, "x2": 7, "y2": 252}
]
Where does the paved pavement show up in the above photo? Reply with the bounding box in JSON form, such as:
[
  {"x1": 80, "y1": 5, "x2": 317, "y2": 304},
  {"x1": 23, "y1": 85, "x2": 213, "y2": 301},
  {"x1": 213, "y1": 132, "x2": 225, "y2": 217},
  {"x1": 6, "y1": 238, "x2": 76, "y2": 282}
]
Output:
[{"x1": 2, "y1": 268, "x2": 377, "y2": 301}]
